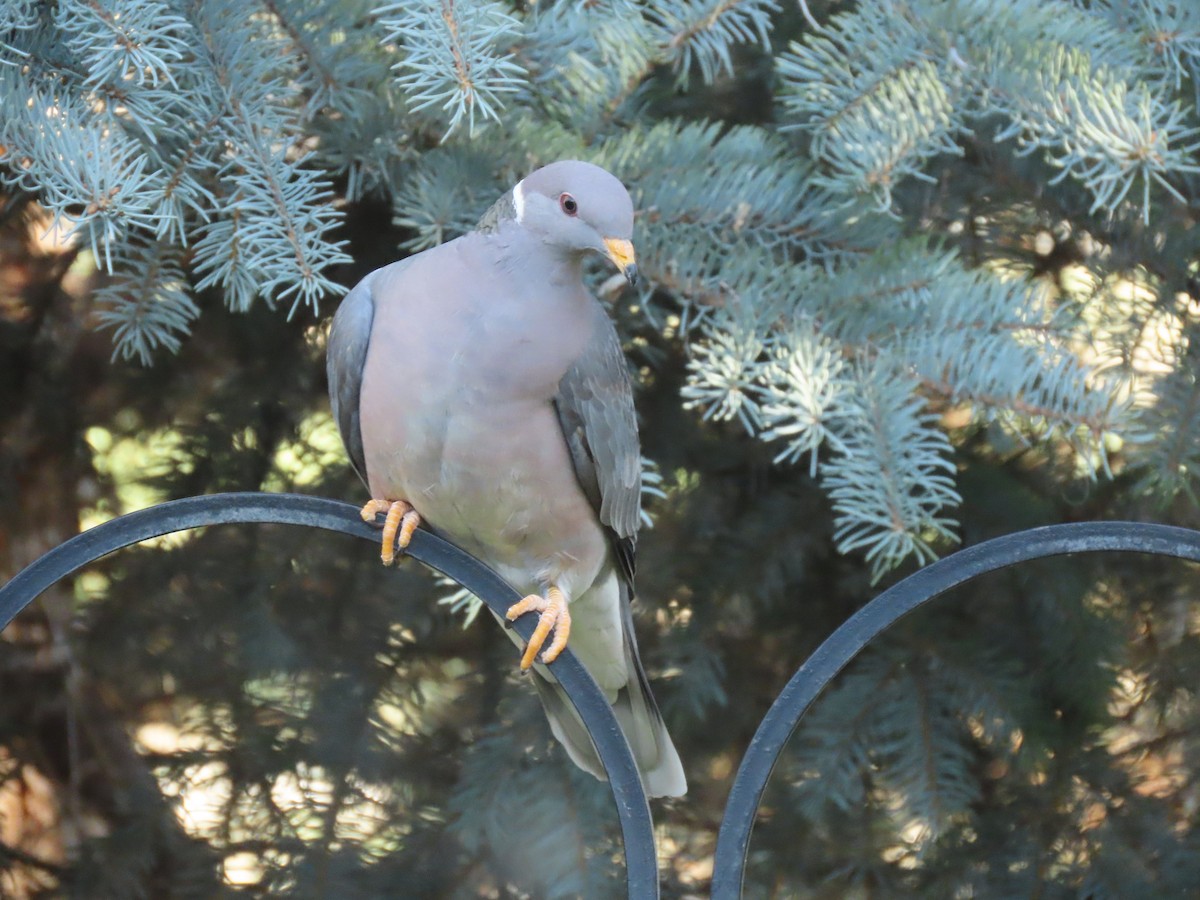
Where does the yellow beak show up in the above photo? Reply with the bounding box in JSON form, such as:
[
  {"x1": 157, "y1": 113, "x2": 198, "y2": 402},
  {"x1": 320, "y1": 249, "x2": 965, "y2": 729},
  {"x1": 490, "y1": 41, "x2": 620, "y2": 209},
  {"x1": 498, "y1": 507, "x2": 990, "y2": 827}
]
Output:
[{"x1": 603, "y1": 238, "x2": 638, "y2": 286}]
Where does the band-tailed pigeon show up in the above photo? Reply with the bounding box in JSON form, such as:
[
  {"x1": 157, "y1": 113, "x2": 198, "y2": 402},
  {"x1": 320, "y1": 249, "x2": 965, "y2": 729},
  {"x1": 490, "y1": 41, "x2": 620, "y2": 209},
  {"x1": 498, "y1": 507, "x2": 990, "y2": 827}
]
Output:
[{"x1": 326, "y1": 161, "x2": 686, "y2": 797}]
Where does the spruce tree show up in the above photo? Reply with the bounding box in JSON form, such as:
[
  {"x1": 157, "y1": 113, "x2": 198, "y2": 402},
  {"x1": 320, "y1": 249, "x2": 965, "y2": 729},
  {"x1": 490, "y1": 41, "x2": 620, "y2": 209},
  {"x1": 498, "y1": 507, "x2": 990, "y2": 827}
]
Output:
[{"x1": 2, "y1": 0, "x2": 1200, "y2": 896}]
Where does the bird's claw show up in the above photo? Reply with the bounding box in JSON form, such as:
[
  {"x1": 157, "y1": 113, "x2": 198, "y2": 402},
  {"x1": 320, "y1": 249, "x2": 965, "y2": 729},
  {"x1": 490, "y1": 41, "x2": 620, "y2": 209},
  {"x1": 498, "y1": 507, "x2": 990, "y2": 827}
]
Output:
[
  {"x1": 360, "y1": 498, "x2": 421, "y2": 565},
  {"x1": 505, "y1": 585, "x2": 570, "y2": 670}
]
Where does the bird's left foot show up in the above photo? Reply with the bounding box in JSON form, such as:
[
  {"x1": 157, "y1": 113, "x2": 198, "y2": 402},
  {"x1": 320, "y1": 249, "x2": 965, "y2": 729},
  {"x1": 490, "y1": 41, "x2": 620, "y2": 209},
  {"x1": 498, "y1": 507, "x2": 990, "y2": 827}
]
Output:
[
  {"x1": 360, "y1": 498, "x2": 421, "y2": 565},
  {"x1": 505, "y1": 585, "x2": 571, "y2": 670}
]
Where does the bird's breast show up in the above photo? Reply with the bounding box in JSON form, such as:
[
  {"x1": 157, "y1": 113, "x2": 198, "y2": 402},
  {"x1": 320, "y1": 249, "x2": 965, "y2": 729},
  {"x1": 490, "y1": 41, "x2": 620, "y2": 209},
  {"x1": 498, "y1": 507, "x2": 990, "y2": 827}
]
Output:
[
  {"x1": 368, "y1": 239, "x2": 593, "y2": 403},
  {"x1": 363, "y1": 395, "x2": 608, "y2": 596}
]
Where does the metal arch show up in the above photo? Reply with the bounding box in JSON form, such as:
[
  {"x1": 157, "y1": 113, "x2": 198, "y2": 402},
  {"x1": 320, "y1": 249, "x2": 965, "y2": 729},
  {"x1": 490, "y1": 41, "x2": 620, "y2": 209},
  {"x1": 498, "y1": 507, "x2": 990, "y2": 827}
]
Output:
[
  {"x1": 711, "y1": 520, "x2": 1200, "y2": 898},
  {"x1": 9, "y1": 502, "x2": 1200, "y2": 899},
  {"x1": 0, "y1": 492, "x2": 659, "y2": 900}
]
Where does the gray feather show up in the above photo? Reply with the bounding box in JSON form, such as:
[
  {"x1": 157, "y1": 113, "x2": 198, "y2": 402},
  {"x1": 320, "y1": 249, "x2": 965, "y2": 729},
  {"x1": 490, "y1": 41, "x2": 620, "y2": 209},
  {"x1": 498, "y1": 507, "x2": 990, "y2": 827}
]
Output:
[
  {"x1": 553, "y1": 299, "x2": 641, "y2": 582},
  {"x1": 546, "y1": 303, "x2": 685, "y2": 796},
  {"x1": 475, "y1": 189, "x2": 517, "y2": 234},
  {"x1": 326, "y1": 274, "x2": 378, "y2": 484},
  {"x1": 527, "y1": 575, "x2": 686, "y2": 798}
]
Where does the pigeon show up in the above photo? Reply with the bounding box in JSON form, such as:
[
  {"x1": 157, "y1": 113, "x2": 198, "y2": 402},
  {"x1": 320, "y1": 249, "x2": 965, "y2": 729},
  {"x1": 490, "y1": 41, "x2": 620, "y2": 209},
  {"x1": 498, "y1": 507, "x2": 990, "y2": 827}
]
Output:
[{"x1": 326, "y1": 160, "x2": 686, "y2": 797}]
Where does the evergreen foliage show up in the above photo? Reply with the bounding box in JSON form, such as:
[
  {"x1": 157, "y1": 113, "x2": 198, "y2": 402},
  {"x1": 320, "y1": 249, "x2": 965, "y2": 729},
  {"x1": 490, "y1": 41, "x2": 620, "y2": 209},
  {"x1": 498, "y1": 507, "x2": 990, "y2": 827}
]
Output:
[{"x1": 3, "y1": 0, "x2": 1200, "y2": 896}]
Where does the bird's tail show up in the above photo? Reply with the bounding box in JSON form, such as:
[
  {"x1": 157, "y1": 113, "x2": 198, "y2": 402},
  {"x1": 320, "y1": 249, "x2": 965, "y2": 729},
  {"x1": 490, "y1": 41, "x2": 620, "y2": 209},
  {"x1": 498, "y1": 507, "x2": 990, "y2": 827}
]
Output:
[{"x1": 530, "y1": 579, "x2": 686, "y2": 798}]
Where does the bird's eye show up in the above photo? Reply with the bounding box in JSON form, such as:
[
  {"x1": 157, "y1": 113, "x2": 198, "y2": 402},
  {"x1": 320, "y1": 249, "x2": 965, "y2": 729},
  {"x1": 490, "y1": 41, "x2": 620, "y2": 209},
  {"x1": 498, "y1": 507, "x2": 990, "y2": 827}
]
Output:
[{"x1": 559, "y1": 193, "x2": 578, "y2": 216}]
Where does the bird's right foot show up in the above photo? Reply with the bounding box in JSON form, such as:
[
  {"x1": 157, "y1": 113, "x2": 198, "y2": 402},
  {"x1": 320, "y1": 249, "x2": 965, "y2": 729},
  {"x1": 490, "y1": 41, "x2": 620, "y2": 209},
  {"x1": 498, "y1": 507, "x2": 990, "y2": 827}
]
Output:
[
  {"x1": 505, "y1": 585, "x2": 571, "y2": 670},
  {"x1": 360, "y1": 499, "x2": 421, "y2": 565}
]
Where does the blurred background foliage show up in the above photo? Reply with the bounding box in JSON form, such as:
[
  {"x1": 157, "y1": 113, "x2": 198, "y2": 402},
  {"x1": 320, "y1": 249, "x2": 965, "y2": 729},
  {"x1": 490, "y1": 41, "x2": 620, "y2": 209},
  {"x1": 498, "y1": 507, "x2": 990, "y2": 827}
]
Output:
[{"x1": 3, "y1": 0, "x2": 1200, "y2": 897}]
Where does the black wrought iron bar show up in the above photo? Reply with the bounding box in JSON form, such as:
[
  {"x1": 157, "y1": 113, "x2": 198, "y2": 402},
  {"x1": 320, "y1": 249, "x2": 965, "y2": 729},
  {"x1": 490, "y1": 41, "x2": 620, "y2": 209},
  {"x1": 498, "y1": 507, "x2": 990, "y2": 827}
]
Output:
[
  {"x1": 0, "y1": 492, "x2": 659, "y2": 899},
  {"x1": 711, "y1": 521, "x2": 1200, "y2": 898}
]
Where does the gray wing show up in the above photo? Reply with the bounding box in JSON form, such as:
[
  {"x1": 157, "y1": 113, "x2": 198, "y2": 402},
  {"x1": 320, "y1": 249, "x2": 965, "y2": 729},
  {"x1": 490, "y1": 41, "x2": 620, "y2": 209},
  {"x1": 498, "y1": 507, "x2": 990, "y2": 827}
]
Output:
[
  {"x1": 326, "y1": 274, "x2": 378, "y2": 486},
  {"x1": 553, "y1": 300, "x2": 641, "y2": 582}
]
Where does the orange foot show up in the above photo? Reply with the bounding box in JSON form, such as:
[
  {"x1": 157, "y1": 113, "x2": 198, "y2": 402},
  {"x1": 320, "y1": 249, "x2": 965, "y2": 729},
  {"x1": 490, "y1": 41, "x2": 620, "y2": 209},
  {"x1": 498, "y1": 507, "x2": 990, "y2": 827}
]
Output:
[
  {"x1": 505, "y1": 585, "x2": 571, "y2": 670},
  {"x1": 360, "y1": 499, "x2": 421, "y2": 565}
]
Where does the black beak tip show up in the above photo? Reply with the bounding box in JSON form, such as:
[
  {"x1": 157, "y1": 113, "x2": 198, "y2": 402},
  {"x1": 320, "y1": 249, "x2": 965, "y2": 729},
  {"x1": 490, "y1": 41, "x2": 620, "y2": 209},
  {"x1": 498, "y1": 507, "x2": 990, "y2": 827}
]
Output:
[{"x1": 625, "y1": 264, "x2": 639, "y2": 288}]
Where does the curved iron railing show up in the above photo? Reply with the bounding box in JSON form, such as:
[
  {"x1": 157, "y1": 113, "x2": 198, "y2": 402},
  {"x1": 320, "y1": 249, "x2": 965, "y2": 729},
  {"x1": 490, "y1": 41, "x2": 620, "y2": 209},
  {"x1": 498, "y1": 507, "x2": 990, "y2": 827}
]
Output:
[
  {"x1": 0, "y1": 493, "x2": 658, "y2": 897},
  {"x1": 3, "y1": 495, "x2": 1199, "y2": 898},
  {"x1": 709, "y1": 521, "x2": 1200, "y2": 898}
]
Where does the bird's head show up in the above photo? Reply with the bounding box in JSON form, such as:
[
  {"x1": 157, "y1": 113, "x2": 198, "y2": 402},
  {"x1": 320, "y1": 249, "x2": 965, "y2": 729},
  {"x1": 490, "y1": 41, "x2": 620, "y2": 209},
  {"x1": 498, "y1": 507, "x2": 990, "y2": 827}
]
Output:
[{"x1": 512, "y1": 160, "x2": 638, "y2": 287}]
